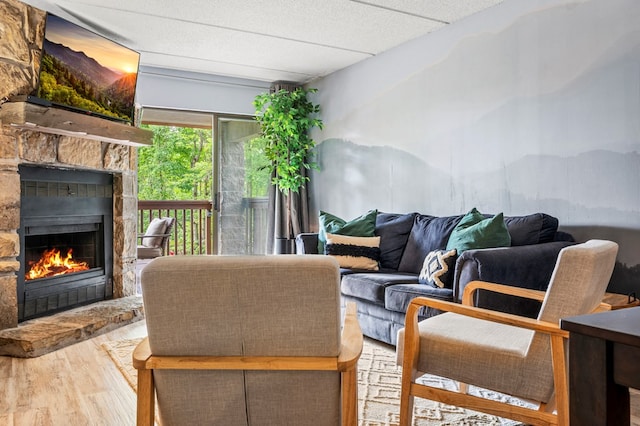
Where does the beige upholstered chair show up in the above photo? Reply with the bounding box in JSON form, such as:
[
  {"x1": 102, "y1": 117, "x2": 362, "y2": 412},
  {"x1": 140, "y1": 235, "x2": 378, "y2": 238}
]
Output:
[
  {"x1": 133, "y1": 255, "x2": 363, "y2": 426},
  {"x1": 137, "y1": 217, "x2": 175, "y2": 259},
  {"x1": 396, "y1": 239, "x2": 618, "y2": 426}
]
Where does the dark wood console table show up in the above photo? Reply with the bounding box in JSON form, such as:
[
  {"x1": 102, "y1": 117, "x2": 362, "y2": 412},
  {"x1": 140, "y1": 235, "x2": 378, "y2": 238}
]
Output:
[{"x1": 561, "y1": 307, "x2": 640, "y2": 425}]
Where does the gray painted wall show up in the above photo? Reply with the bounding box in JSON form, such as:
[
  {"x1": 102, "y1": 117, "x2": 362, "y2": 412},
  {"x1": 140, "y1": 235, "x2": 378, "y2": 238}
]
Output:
[{"x1": 308, "y1": 0, "x2": 640, "y2": 294}]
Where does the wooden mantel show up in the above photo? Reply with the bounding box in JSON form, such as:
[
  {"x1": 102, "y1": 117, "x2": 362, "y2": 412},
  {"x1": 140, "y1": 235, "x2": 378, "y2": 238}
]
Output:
[{"x1": 0, "y1": 101, "x2": 153, "y2": 146}]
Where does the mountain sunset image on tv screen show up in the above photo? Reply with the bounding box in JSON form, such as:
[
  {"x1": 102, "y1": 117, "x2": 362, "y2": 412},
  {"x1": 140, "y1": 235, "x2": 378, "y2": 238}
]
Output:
[{"x1": 35, "y1": 13, "x2": 140, "y2": 123}]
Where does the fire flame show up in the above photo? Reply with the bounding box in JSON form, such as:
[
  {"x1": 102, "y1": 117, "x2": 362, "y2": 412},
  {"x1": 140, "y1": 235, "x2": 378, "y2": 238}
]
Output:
[{"x1": 25, "y1": 248, "x2": 90, "y2": 280}]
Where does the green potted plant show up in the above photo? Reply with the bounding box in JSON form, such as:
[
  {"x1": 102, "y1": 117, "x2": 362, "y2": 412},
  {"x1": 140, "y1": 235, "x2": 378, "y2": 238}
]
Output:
[{"x1": 252, "y1": 86, "x2": 323, "y2": 253}]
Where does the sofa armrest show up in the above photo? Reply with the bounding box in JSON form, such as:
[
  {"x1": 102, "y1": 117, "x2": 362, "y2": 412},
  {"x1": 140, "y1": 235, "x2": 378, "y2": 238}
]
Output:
[
  {"x1": 453, "y1": 241, "x2": 576, "y2": 317},
  {"x1": 295, "y1": 233, "x2": 319, "y2": 254}
]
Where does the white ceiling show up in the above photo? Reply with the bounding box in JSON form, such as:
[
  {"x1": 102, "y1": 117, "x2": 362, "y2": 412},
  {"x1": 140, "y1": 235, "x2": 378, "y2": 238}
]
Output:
[{"x1": 21, "y1": 0, "x2": 505, "y2": 84}]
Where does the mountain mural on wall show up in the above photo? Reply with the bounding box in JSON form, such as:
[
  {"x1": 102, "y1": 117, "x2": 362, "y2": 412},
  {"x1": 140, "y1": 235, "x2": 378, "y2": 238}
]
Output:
[
  {"x1": 311, "y1": 0, "x2": 639, "y2": 297},
  {"x1": 314, "y1": 139, "x2": 640, "y2": 296}
]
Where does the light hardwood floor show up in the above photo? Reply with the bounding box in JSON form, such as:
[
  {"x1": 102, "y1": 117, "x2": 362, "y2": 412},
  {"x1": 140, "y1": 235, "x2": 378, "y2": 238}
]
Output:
[
  {"x1": 1, "y1": 317, "x2": 639, "y2": 426},
  {"x1": 0, "y1": 320, "x2": 147, "y2": 426}
]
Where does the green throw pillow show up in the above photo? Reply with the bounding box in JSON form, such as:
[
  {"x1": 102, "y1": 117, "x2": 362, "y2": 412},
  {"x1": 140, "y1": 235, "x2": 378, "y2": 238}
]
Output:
[
  {"x1": 446, "y1": 208, "x2": 511, "y2": 254},
  {"x1": 318, "y1": 209, "x2": 378, "y2": 253}
]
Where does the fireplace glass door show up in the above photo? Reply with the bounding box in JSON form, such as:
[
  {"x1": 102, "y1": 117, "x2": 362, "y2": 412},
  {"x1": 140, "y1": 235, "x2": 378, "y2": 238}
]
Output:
[{"x1": 18, "y1": 165, "x2": 114, "y2": 321}]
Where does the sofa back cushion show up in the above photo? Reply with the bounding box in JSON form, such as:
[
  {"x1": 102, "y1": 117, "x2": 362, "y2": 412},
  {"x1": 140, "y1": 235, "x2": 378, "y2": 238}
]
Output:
[
  {"x1": 375, "y1": 212, "x2": 417, "y2": 270},
  {"x1": 397, "y1": 214, "x2": 463, "y2": 274},
  {"x1": 504, "y1": 213, "x2": 559, "y2": 246}
]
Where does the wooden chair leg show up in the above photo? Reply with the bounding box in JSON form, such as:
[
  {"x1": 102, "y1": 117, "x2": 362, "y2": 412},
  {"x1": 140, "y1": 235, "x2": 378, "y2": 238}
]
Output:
[
  {"x1": 137, "y1": 369, "x2": 155, "y2": 426},
  {"x1": 341, "y1": 367, "x2": 358, "y2": 426},
  {"x1": 400, "y1": 303, "x2": 422, "y2": 426},
  {"x1": 399, "y1": 381, "x2": 415, "y2": 426},
  {"x1": 550, "y1": 335, "x2": 569, "y2": 426},
  {"x1": 399, "y1": 362, "x2": 417, "y2": 426}
]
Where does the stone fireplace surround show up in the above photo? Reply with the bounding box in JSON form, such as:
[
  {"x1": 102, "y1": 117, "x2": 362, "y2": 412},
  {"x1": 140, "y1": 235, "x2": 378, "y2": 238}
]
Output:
[{"x1": 0, "y1": 0, "x2": 151, "y2": 355}]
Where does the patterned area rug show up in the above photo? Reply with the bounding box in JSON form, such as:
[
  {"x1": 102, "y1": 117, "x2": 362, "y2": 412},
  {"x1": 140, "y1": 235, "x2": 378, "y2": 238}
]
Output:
[{"x1": 102, "y1": 337, "x2": 529, "y2": 425}]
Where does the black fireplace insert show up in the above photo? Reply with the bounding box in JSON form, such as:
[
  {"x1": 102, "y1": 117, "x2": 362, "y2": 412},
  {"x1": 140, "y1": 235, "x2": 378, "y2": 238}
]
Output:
[{"x1": 18, "y1": 165, "x2": 114, "y2": 321}]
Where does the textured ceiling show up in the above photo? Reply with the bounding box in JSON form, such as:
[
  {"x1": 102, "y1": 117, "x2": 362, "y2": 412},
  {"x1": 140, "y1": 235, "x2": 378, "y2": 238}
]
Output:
[{"x1": 21, "y1": 0, "x2": 505, "y2": 83}]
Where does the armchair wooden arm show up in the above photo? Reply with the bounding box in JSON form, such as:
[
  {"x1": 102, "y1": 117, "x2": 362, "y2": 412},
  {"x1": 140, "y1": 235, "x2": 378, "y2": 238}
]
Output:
[
  {"x1": 133, "y1": 302, "x2": 363, "y2": 426},
  {"x1": 463, "y1": 280, "x2": 617, "y2": 313}
]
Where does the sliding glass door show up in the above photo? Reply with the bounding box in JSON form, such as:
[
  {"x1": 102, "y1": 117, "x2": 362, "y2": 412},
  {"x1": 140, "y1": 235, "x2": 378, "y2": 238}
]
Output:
[{"x1": 214, "y1": 115, "x2": 268, "y2": 254}]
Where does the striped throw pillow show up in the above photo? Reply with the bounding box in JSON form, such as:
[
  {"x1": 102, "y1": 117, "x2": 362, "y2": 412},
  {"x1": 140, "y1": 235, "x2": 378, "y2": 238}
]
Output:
[{"x1": 325, "y1": 233, "x2": 381, "y2": 270}]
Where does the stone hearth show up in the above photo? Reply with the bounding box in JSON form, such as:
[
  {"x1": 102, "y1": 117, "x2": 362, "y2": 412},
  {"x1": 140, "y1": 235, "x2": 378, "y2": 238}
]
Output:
[{"x1": 0, "y1": 295, "x2": 144, "y2": 357}]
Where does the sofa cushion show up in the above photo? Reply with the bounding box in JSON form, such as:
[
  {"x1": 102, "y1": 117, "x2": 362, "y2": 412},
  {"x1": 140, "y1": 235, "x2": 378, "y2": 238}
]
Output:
[
  {"x1": 318, "y1": 209, "x2": 377, "y2": 253},
  {"x1": 418, "y1": 249, "x2": 458, "y2": 288},
  {"x1": 375, "y1": 212, "x2": 417, "y2": 270},
  {"x1": 397, "y1": 215, "x2": 463, "y2": 274},
  {"x1": 446, "y1": 208, "x2": 511, "y2": 254},
  {"x1": 504, "y1": 213, "x2": 559, "y2": 246},
  {"x1": 325, "y1": 234, "x2": 380, "y2": 270},
  {"x1": 385, "y1": 284, "x2": 454, "y2": 314},
  {"x1": 341, "y1": 273, "x2": 418, "y2": 305}
]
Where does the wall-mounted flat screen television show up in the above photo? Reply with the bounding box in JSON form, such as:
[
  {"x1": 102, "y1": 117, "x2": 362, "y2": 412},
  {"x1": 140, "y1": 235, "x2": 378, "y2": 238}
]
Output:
[{"x1": 29, "y1": 13, "x2": 140, "y2": 124}]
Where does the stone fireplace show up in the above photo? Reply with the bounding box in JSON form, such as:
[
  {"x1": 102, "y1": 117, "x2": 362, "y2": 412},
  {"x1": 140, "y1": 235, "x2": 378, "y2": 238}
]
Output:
[
  {"x1": 0, "y1": 122, "x2": 141, "y2": 331},
  {"x1": 0, "y1": 0, "x2": 152, "y2": 342}
]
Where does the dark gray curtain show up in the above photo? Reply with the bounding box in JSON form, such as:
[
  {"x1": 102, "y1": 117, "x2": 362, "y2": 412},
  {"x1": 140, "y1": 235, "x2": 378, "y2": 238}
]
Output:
[{"x1": 266, "y1": 169, "x2": 311, "y2": 254}]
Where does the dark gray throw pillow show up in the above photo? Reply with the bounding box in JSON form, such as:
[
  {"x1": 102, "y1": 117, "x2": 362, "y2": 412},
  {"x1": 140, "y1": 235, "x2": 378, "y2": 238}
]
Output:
[
  {"x1": 397, "y1": 214, "x2": 463, "y2": 274},
  {"x1": 375, "y1": 212, "x2": 417, "y2": 270}
]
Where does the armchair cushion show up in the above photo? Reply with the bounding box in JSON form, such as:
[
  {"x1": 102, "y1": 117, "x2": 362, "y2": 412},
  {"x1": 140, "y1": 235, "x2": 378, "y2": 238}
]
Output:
[
  {"x1": 141, "y1": 217, "x2": 169, "y2": 248},
  {"x1": 136, "y1": 246, "x2": 163, "y2": 259}
]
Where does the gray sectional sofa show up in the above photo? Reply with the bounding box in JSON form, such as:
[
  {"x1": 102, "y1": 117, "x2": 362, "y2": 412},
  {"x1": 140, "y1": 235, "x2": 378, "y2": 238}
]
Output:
[{"x1": 296, "y1": 211, "x2": 575, "y2": 345}]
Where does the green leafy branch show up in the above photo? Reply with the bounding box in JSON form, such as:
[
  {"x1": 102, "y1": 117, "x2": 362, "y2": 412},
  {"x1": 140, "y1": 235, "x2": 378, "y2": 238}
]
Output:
[{"x1": 252, "y1": 87, "x2": 323, "y2": 194}]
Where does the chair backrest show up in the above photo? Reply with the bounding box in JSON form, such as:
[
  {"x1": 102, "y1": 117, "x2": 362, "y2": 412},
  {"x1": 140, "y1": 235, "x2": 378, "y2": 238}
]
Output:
[
  {"x1": 141, "y1": 217, "x2": 174, "y2": 247},
  {"x1": 141, "y1": 254, "x2": 342, "y2": 425},
  {"x1": 158, "y1": 217, "x2": 174, "y2": 254},
  {"x1": 522, "y1": 239, "x2": 618, "y2": 403},
  {"x1": 537, "y1": 239, "x2": 618, "y2": 323}
]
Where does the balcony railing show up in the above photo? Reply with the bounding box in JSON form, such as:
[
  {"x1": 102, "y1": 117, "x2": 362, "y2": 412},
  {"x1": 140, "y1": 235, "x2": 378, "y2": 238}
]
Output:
[
  {"x1": 138, "y1": 200, "x2": 213, "y2": 255},
  {"x1": 138, "y1": 198, "x2": 269, "y2": 256},
  {"x1": 242, "y1": 197, "x2": 268, "y2": 254}
]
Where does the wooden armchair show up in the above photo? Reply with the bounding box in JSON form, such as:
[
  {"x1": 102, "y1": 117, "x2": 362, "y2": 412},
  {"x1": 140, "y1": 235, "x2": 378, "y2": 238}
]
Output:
[
  {"x1": 396, "y1": 239, "x2": 618, "y2": 426},
  {"x1": 133, "y1": 255, "x2": 363, "y2": 425}
]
